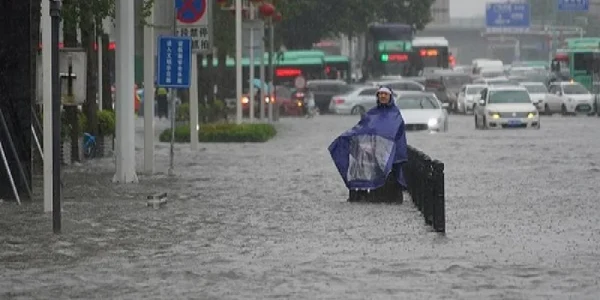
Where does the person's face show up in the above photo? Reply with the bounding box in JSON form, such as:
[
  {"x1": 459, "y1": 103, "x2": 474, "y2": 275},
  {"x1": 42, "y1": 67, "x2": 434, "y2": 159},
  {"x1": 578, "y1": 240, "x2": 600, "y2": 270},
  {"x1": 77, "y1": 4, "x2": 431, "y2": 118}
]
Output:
[{"x1": 378, "y1": 92, "x2": 391, "y2": 104}]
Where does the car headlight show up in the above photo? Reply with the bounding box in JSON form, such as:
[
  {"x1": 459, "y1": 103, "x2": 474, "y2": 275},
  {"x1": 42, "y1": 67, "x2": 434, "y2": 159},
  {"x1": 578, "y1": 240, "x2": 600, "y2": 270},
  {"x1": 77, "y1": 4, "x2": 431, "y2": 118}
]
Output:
[
  {"x1": 241, "y1": 96, "x2": 249, "y2": 104},
  {"x1": 527, "y1": 111, "x2": 537, "y2": 118},
  {"x1": 487, "y1": 111, "x2": 500, "y2": 119},
  {"x1": 427, "y1": 118, "x2": 439, "y2": 127}
]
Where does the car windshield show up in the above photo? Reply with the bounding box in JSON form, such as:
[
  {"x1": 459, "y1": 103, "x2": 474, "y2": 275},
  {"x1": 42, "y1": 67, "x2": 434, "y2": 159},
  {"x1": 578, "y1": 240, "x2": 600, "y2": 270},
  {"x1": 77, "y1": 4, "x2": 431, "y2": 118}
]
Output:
[
  {"x1": 466, "y1": 86, "x2": 485, "y2": 94},
  {"x1": 523, "y1": 84, "x2": 547, "y2": 93},
  {"x1": 488, "y1": 90, "x2": 531, "y2": 104},
  {"x1": 563, "y1": 84, "x2": 589, "y2": 94},
  {"x1": 396, "y1": 96, "x2": 440, "y2": 109}
]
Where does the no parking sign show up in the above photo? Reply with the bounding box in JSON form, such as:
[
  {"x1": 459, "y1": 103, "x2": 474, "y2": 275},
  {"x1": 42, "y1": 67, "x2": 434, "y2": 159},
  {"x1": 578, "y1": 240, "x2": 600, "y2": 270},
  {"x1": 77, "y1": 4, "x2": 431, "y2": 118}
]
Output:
[{"x1": 175, "y1": 0, "x2": 213, "y2": 54}]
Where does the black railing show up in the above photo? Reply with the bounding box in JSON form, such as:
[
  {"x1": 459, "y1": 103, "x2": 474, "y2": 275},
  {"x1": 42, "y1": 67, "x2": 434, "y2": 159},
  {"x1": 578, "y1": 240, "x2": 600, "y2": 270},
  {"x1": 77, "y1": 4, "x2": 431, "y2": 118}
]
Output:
[{"x1": 404, "y1": 145, "x2": 445, "y2": 233}]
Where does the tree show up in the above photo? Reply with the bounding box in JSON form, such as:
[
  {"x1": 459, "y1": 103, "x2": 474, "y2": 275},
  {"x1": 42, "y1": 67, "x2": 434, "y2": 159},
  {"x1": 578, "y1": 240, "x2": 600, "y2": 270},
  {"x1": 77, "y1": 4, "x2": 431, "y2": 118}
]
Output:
[
  {"x1": 275, "y1": 0, "x2": 435, "y2": 49},
  {"x1": 60, "y1": 0, "x2": 154, "y2": 136},
  {"x1": 378, "y1": 0, "x2": 434, "y2": 31}
]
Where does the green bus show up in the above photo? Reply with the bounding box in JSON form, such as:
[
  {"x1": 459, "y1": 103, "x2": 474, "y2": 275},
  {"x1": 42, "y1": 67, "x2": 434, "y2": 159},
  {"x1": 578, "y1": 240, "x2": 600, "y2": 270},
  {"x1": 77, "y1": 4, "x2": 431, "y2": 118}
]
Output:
[
  {"x1": 324, "y1": 55, "x2": 351, "y2": 83},
  {"x1": 200, "y1": 49, "x2": 329, "y2": 88},
  {"x1": 275, "y1": 50, "x2": 327, "y2": 83},
  {"x1": 552, "y1": 38, "x2": 600, "y2": 90}
]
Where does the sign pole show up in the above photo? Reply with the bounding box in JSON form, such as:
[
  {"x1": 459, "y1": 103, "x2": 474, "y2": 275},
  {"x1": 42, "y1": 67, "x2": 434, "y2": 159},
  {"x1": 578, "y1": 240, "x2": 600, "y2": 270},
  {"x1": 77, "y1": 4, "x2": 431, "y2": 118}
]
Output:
[
  {"x1": 143, "y1": 3, "x2": 155, "y2": 174},
  {"x1": 268, "y1": 19, "x2": 274, "y2": 123},
  {"x1": 50, "y1": 0, "x2": 62, "y2": 233},
  {"x1": 249, "y1": 3, "x2": 255, "y2": 122},
  {"x1": 169, "y1": 7, "x2": 177, "y2": 176},
  {"x1": 235, "y1": 0, "x2": 243, "y2": 124},
  {"x1": 42, "y1": 0, "x2": 53, "y2": 213},
  {"x1": 156, "y1": 36, "x2": 192, "y2": 176},
  {"x1": 259, "y1": 35, "x2": 266, "y2": 121},
  {"x1": 174, "y1": 0, "x2": 212, "y2": 150},
  {"x1": 113, "y1": 0, "x2": 138, "y2": 183},
  {"x1": 190, "y1": 53, "x2": 199, "y2": 150}
]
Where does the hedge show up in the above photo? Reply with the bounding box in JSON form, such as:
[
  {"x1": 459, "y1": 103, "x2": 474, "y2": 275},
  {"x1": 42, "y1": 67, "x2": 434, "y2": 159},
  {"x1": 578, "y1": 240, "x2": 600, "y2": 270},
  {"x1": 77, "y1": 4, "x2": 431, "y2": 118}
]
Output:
[{"x1": 159, "y1": 123, "x2": 277, "y2": 143}]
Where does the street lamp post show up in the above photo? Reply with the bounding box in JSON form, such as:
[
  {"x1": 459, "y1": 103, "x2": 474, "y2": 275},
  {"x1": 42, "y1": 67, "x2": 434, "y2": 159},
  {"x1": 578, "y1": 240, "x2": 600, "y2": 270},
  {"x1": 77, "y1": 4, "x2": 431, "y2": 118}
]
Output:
[
  {"x1": 235, "y1": 0, "x2": 243, "y2": 124},
  {"x1": 49, "y1": 0, "x2": 62, "y2": 234}
]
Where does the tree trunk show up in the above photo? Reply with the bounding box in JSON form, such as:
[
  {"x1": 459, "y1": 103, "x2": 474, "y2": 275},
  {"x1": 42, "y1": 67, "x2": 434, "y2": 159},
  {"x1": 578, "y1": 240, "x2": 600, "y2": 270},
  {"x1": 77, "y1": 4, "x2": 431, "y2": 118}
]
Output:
[
  {"x1": 216, "y1": 49, "x2": 227, "y2": 101},
  {"x1": 101, "y1": 33, "x2": 113, "y2": 111},
  {"x1": 206, "y1": 53, "x2": 214, "y2": 106},
  {"x1": 196, "y1": 54, "x2": 207, "y2": 123},
  {"x1": 80, "y1": 19, "x2": 98, "y2": 136}
]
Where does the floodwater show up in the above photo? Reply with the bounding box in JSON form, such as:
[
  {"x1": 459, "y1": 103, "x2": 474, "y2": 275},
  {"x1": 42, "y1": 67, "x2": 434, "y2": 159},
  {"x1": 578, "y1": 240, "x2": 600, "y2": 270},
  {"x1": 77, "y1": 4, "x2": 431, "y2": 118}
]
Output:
[{"x1": 1, "y1": 114, "x2": 599, "y2": 299}]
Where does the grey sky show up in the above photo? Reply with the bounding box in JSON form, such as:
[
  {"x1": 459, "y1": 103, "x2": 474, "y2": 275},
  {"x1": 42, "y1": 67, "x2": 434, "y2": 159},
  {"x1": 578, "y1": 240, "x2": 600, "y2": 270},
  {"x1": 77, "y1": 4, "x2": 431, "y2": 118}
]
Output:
[{"x1": 450, "y1": 0, "x2": 488, "y2": 17}]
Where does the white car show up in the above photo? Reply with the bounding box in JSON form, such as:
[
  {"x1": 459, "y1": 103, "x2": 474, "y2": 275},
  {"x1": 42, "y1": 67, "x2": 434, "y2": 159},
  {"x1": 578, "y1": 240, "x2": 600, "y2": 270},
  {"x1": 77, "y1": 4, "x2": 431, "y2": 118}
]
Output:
[
  {"x1": 544, "y1": 82, "x2": 595, "y2": 115},
  {"x1": 473, "y1": 86, "x2": 540, "y2": 129},
  {"x1": 395, "y1": 92, "x2": 449, "y2": 132},
  {"x1": 472, "y1": 76, "x2": 512, "y2": 85},
  {"x1": 519, "y1": 82, "x2": 548, "y2": 112},
  {"x1": 329, "y1": 86, "x2": 398, "y2": 115},
  {"x1": 457, "y1": 84, "x2": 486, "y2": 114}
]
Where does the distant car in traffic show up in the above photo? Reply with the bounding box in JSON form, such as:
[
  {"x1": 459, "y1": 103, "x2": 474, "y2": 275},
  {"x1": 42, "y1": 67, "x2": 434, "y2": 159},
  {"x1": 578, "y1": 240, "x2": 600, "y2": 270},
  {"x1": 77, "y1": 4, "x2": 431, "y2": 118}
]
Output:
[
  {"x1": 472, "y1": 76, "x2": 512, "y2": 86},
  {"x1": 519, "y1": 82, "x2": 547, "y2": 112},
  {"x1": 367, "y1": 79, "x2": 425, "y2": 92},
  {"x1": 473, "y1": 85, "x2": 540, "y2": 129},
  {"x1": 329, "y1": 85, "x2": 393, "y2": 115},
  {"x1": 395, "y1": 91, "x2": 449, "y2": 132},
  {"x1": 457, "y1": 84, "x2": 486, "y2": 114},
  {"x1": 544, "y1": 81, "x2": 595, "y2": 115},
  {"x1": 424, "y1": 71, "x2": 472, "y2": 113},
  {"x1": 306, "y1": 79, "x2": 350, "y2": 114}
]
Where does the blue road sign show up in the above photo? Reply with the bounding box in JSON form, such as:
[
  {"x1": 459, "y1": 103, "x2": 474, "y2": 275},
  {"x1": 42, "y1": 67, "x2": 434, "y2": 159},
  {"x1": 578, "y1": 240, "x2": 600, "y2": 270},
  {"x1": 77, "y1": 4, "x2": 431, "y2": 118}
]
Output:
[
  {"x1": 486, "y1": 3, "x2": 530, "y2": 29},
  {"x1": 157, "y1": 36, "x2": 192, "y2": 88},
  {"x1": 558, "y1": 0, "x2": 589, "y2": 11},
  {"x1": 175, "y1": 0, "x2": 206, "y2": 24}
]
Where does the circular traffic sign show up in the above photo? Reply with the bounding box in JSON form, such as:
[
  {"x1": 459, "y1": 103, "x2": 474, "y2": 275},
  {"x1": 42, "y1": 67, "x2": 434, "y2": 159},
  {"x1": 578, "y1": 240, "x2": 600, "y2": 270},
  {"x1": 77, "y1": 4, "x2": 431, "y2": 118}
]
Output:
[
  {"x1": 294, "y1": 75, "x2": 306, "y2": 89},
  {"x1": 175, "y1": 0, "x2": 206, "y2": 24}
]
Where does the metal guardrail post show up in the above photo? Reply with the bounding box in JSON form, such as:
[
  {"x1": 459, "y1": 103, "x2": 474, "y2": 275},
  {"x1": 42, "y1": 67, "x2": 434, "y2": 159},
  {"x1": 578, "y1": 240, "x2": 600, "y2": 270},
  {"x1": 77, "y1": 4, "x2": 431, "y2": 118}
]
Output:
[{"x1": 432, "y1": 161, "x2": 445, "y2": 233}]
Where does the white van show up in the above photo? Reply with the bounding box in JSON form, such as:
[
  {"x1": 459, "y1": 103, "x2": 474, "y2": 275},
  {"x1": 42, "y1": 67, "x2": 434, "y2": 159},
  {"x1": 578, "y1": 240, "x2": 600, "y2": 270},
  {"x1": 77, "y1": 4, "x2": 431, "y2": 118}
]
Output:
[{"x1": 472, "y1": 59, "x2": 503, "y2": 75}]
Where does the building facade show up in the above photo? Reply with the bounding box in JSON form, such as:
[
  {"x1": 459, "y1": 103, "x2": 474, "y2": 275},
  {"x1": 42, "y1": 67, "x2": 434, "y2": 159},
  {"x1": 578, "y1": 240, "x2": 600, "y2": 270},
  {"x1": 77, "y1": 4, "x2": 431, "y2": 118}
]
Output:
[{"x1": 430, "y1": 0, "x2": 450, "y2": 24}]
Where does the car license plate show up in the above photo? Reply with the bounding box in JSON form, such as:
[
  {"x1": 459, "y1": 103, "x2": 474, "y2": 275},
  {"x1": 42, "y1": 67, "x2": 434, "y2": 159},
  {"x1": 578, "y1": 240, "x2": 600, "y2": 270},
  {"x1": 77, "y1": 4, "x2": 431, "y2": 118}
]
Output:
[{"x1": 508, "y1": 119, "x2": 521, "y2": 126}]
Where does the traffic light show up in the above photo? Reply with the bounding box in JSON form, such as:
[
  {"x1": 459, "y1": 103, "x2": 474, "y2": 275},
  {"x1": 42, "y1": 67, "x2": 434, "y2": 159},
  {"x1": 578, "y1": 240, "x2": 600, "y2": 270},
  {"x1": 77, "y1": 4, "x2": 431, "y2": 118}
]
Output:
[{"x1": 380, "y1": 54, "x2": 389, "y2": 62}]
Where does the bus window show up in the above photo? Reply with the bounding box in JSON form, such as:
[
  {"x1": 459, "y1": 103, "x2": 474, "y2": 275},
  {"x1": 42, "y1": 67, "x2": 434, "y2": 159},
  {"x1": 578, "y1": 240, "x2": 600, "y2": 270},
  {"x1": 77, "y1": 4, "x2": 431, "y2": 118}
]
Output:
[{"x1": 574, "y1": 52, "x2": 593, "y2": 73}]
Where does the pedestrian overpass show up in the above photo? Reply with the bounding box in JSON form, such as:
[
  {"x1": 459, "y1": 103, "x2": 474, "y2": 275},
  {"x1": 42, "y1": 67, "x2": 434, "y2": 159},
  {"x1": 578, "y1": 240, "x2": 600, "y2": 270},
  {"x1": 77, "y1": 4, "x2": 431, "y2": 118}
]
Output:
[{"x1": 417, "y1": 19, "x2": 584, "y2": 65}]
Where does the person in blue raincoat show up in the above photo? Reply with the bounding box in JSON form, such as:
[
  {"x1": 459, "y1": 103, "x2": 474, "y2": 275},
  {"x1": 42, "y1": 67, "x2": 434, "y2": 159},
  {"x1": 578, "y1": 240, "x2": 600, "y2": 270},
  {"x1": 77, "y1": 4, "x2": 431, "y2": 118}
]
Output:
[{"x1": 328, "y1": 86, "x2": 408, "y2": 203}]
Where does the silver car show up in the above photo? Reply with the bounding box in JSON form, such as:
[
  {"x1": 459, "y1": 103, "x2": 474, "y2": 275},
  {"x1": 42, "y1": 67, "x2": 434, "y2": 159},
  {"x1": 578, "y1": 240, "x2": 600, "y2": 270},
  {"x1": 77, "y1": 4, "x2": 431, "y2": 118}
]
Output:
[
  {"x1": 396, "y1": 92, "x2": 449, "y2": 132},
  {"x1": 329, "y1": 86, "x2": 393, "y2": 115},
  {"x1": 457, "y1": 84, "x2": 486, "y2": 114},
  {"x1": 367, "y1": 80, "x2": 425, "y2": 92}
]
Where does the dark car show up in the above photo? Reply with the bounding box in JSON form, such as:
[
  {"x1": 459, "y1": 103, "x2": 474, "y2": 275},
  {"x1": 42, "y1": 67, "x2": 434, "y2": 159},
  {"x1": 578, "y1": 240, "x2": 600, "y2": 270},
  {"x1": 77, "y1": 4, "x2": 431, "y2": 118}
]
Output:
[
  {"x1": 306, "y1": 80, "x2": 353, "y2": 113},
  {"x1": 424, "y1": 71, "x2": 472, "y2": 112}
]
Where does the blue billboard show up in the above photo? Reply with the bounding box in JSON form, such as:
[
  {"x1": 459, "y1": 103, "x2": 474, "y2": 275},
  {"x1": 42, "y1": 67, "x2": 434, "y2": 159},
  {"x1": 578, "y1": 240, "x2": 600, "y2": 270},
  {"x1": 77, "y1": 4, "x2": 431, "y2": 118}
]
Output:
[{"x1": 486, "y1": 3, "x2": 530, "y2": 30}]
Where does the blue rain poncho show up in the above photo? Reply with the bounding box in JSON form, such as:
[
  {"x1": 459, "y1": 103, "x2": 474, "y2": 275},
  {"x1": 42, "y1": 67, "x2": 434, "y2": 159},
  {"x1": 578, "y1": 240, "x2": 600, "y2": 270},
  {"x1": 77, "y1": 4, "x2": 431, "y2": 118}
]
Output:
[{"x1": 328, "y1": 87, "x2": 407, "y2": 190}]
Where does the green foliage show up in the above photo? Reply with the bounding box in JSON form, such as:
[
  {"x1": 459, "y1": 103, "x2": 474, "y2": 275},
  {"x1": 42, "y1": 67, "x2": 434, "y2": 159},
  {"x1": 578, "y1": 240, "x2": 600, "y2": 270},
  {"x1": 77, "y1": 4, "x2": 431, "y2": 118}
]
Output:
[
  {"x1": 176, "y1": 100, "x2": 228, "y2": 123},
  {"x1": 61, "y1": 111, "x2": 87, "y2": 139},
  {"x1": 211, "y1": 0, "x2": 435, "y2": 53},
  {"x1": 61, "y1": 0, "x2": 155, "y2": 38},
  {"x1": 97, "y1": 110, "x2": 116, "y2": 136},
  {"x1": 276, "y1": 0, "x2": 435, "y2": 49},
  {"x1": 159, "y1": 123, "x2": 277, "y2": 143}
]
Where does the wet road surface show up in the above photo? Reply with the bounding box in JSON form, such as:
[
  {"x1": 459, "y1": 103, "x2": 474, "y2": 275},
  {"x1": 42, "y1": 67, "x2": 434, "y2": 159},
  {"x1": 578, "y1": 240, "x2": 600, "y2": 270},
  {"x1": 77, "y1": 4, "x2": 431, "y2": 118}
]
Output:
[{"x1": 1, "y1": 114, "x2": 599, "y2": 299}]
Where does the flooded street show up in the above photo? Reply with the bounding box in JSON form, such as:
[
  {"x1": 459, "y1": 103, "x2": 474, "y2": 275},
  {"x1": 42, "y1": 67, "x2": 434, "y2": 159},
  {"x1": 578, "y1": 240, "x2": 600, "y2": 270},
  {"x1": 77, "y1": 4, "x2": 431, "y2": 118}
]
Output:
[{"x1": 1, "y1": 115, "x2": 600, "y2": 299}]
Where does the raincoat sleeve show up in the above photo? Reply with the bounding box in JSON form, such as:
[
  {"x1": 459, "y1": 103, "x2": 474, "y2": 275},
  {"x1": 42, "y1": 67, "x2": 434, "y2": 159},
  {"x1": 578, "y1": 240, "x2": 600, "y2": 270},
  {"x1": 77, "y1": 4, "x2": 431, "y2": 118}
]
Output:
[{"x1": 394, "y1": 120, "x2": 408, "y2": 164}]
